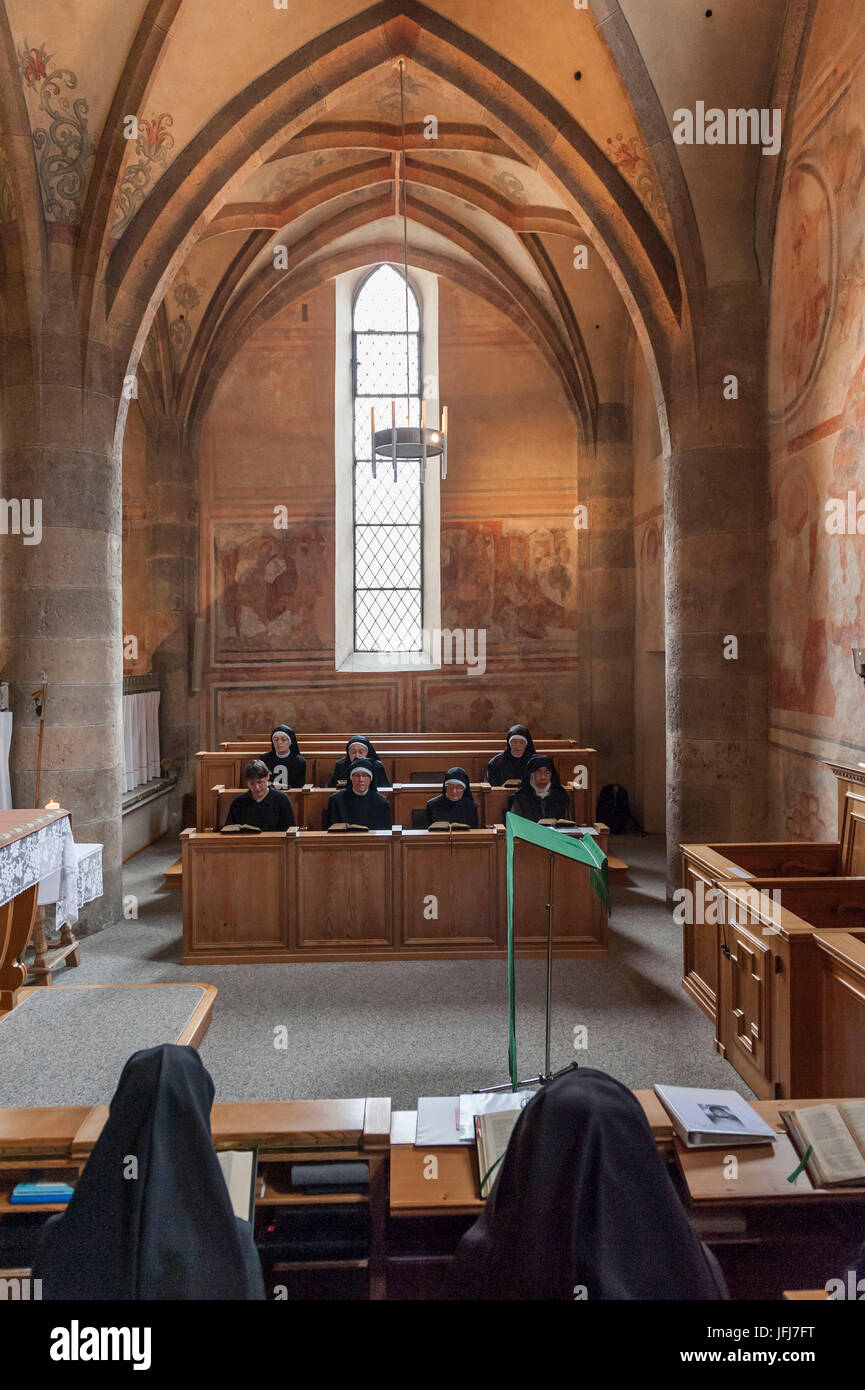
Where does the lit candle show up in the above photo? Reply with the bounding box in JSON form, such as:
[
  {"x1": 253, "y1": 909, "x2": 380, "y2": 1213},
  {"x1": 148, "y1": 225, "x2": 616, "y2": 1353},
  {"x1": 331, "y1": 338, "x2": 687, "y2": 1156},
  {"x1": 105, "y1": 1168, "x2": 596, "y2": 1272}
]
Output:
[
  {"x1": 391, "y1": 400, "x2": 396, "y2": 429},
  {"x1": 44, "y1": 797, "x2": 59, "y2": 811},
  {"x1": 442, "y1": 405, "x2": 448, "y2": 436},
  {"x1": 421, "y1": 400, "x2": 427, "y2": 429}
]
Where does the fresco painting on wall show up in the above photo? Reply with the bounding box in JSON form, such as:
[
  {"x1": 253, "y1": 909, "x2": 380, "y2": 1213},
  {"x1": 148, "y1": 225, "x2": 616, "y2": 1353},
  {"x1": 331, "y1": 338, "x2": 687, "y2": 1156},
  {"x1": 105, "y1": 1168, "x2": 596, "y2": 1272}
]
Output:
[
  {"x1": 216, "y1": 684, "x2": 398, "y2": 740},
  {"x1": 420, "y1": 677, "x2": 577, "y2": 737},
  {"x1": 636, "y1": 516, "x2": 664, "y2": 650},
  {"x1": 769, "y1": 49, "x2": 865, "y2": 836},
  {"x1": 213, "y1": 521, "x2": 333, "y2": 660},
  {"x1": 441, "y1": 521, "x2": 577, "y2": 646}
]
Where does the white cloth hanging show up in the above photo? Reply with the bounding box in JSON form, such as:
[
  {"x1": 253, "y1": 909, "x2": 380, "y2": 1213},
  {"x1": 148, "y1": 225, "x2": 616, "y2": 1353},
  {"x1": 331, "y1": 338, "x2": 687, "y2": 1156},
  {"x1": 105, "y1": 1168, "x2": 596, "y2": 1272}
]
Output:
[
  {"x1": 0, "y1": 711, "x2": 11, "y2": 811},
  {"x1": 122, "y1": 690, "x2": 162, "y2": 792}
]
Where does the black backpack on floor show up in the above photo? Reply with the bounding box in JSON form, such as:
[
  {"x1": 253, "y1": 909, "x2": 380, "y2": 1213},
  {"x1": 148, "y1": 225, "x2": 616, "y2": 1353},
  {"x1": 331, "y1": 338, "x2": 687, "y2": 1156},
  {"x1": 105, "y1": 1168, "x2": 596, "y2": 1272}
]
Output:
[{"x1": 595, "y1": 784, "x2": 639, "y2": 834}]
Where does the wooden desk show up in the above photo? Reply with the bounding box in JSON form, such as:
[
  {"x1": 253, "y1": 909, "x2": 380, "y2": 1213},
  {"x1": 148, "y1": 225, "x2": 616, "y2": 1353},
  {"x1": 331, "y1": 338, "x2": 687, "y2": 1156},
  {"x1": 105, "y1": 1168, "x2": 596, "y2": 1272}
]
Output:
[
  {"x1": 181, "y1": 826, "x2": 609, "y2": 964},
  {"x1": 387, "y1": 1093, "x2": 865, "y2": 1300},
  {"x1": 0, "y1": 1096, "x2": 391, "y2": 1300},
  {"x1": 388, "y1": 1090, "x2": 673, "y2": 1216},
  {"x1": 674, "y1": 1098, "x2": 865, "y2": 1203}
]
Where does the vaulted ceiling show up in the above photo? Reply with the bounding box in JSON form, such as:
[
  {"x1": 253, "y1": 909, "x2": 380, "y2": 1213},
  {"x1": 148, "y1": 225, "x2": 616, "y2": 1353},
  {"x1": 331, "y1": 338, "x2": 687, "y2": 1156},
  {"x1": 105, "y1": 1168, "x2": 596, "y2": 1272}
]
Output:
[{"x1": 0, "y1": 0, "x2": 794, "y2": 442}]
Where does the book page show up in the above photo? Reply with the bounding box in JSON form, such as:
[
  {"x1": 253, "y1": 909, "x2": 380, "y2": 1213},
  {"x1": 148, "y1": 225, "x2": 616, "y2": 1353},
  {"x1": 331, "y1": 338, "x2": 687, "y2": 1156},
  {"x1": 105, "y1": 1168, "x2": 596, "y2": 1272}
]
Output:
[
  {"x1": 839, "y1": 1101, "x2": 865, "y2": 1160},
  {"x1": 795, "y1": 1105, "x2": 865, "y2": 1185},
  {"x1": 477, "y1": 1110, "x2": 522, "y2": 1196},
  {"x1": 217, "y1": 1150, "x2": 256, "y2": 1221}
]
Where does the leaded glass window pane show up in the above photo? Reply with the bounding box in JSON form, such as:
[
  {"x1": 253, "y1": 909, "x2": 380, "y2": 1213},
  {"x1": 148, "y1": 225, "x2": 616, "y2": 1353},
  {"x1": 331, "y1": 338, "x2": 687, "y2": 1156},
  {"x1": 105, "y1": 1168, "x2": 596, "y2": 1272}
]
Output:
[{"x1": 352, "y1": 265, "x2": 423, "y2": 653}]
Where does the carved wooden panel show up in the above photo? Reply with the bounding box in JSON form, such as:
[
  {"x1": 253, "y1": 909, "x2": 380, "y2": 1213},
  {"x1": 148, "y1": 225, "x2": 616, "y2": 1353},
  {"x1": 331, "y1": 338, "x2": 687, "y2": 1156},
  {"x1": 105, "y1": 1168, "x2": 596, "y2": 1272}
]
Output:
[
  {"x1": 183, "y1": 837, "x2": 287, "y2": 956},
  {"x1": 511, "y1": 838, "x2": 605, "y2": 949},
  {"x1": 840, "y1": 793, "x2": 865, "y2": 877},
  {"x1": 399, "y1": 832, "x2": 499, "y2": 948},
  {"x1": 294, "y1": 835, "x2": 393, "y2": 948},
  {"x1": 681, "y1": 859, "x2": 721, "y2": 1023},
  {"x1": 719, "y1": 922, "x2": 773, "y2": 1098},
  {"x1": 819, "y1": 953, "x2": 865, "y2": 1095}
]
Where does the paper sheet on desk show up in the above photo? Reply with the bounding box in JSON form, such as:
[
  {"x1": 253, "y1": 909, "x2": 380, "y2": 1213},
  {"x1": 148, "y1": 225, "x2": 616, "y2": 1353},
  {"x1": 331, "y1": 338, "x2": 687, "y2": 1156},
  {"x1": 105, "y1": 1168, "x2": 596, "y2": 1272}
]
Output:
[
  {"x1": 415, "y1": 1097, "x2": 463, "y2": 1146},
  {"x1": 458, "y1": 1090, "x2": 535, "y2": 1142}
]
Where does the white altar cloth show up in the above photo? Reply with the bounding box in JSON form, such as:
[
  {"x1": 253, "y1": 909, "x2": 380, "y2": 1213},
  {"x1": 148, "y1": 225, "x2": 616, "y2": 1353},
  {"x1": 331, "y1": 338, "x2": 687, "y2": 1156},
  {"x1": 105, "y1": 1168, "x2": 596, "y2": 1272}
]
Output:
[
  {"x1": 0, "y1": 810, "x2": 78, "y2": 927},
  {"x1": 38, "y1": 841, "x2": 103, "y2": 928}
]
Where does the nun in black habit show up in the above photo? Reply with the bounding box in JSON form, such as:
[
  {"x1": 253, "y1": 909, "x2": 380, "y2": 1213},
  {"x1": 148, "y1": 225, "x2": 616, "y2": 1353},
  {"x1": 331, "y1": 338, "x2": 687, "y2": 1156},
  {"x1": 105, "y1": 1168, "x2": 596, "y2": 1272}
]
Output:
[
  {"x1": 324, "y1": 758, "x2": 392, "y2": 829},
  {"x1": 507, "y1": 754, "x2": 571, "y2": 823},
  {"x1": 425, "y1": 767, "x2": 479, "y2": 827},
  {"x1": 34, "y1": 1044, "x2": 265, "y2": 1300},
  {"x1": 485, "y1": 725, "x2": 537, "y2": 786},
  {"x1": 327, "y1": 734, "x2": 391, "y2": 788},
  {"x1": 261, "y1": 724, "x2": 306, "y2": 788},
  {"x1": 451, "y1": 1068, "x2": 728, "y2": 1301}
]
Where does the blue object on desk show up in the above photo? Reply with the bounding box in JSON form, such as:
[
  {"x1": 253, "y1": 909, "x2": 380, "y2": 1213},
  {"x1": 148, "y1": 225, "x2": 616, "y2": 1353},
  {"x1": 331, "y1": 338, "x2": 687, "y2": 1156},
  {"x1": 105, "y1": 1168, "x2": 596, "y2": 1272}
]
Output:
[{"x1": 10, "y1": 1182, "x2": 74, "y2": 1205}]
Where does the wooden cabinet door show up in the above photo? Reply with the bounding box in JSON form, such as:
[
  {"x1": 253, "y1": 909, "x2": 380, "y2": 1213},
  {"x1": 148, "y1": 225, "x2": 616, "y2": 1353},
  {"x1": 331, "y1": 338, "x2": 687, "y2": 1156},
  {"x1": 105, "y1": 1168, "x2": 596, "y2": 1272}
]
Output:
[
  {"x1": 681, "y1": 859, "x2": 720, "y2": 1025},
  {"x1": 718, "y1": 920, "x2": 775, "y2": 1098}
]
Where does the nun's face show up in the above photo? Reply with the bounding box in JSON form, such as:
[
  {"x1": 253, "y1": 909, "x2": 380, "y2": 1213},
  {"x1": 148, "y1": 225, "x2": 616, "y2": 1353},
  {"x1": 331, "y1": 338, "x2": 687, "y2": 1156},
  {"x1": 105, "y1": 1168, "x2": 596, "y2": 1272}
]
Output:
[
  {"x1": 532, "y1": 766, "x2": 552, "y2": 789},
  {"x1": 272, "y1": 732, "x2": 291, "y2": 757},
  {"x1": 348, "y1": 742, "x2": 368, "y2": 761},
  {"x1": 350, "y1": 771, "x2": 372, "y2": 794},
  {"x1": 509, "y1": 735, "x2": 528, "y2": 758},
  {"x1": 445, "y1": 782, "x2": 465, "y2": 801},
  {"x1": 247, "y1": 773, "x2": 270, "y2": 802}
]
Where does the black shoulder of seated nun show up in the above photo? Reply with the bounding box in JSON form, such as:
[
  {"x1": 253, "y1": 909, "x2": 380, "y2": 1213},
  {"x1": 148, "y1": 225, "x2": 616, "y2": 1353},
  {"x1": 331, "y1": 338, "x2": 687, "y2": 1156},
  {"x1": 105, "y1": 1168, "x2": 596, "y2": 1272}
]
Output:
[
  {"x1": 485, "y1": 724, "x2": 536, "y2": 786},
  {"x1": 327, "y1": 734, "x2": 391, "y2": 788},
  {"x1": 324, "y1": 758, "x2": 392, "y2": 829},
  {"x1": 261, "y1": 724, "x2": 306, "y2": 787},
  {"x1": 34, "y1": 1044, "x2": 265, "y2": 1300},
  {"x1": 450, "y1": 1067, "x2": 728, "y2": 1301},
  {"x1": 425, "y1": 767, "x2": 478, "y2": 826},
  {"x1": 507, "y1": 754, "x2": 569, "y2": 823},
  {"x1": 225, "y1": 787, "x2": 294, "y2": 830}
]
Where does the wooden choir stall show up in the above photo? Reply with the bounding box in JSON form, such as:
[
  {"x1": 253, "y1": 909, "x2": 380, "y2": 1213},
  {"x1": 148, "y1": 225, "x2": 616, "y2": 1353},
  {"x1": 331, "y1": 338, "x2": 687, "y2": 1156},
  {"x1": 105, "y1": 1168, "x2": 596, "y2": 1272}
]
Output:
[
  {"x1": 181, "y1": 824, "x2": 609, "y2": 965},
  {"x1": 680, "y1": 784, "x2": 865, "y2": 1100}
]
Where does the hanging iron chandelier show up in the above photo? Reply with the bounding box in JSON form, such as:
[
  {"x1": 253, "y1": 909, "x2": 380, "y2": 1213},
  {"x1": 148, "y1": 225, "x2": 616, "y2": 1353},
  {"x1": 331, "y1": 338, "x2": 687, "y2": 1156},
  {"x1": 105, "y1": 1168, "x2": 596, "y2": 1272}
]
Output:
[{"x1": 370, "y1": 58, "x2": 449, "y2": 482}]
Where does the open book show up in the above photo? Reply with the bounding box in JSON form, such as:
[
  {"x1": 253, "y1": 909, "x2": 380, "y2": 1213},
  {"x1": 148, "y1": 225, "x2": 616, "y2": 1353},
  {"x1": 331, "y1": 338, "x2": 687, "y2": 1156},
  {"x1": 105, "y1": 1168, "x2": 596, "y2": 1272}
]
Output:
[
  {"x1": 326, "y1": 822, "x2": 370, "y2": 833},
  {"x1": 780, "y1": 1103, "x2": 865, "y2": 1188},
  {"x1": 428, "y1": 820, "x2": 470, "y2": 831},
  {"x1": 476, "y1": 1110, "x2": 523, "y2": 1198},
  {"x1": 220, "y1": 823, "x2": 262, "y2": 834},
  {"x1": 538, "y1": 818, "x2": 577, "y2": 827}
]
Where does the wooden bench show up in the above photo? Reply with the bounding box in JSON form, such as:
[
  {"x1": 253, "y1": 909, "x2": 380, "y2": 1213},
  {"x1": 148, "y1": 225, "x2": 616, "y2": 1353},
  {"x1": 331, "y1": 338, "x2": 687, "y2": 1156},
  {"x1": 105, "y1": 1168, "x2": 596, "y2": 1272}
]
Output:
[{"x1": 196, "y1": 748, "x2": 597, "y2": 830}]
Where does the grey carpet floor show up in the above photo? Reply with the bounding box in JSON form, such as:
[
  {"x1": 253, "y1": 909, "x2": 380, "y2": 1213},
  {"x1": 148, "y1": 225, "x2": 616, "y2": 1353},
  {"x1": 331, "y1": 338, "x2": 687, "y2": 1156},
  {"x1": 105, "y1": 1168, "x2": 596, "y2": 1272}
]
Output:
[
  {"x1": 0, "y1": 984, "x2": 206, "y2": 1107},
  {"x1": 29, "y1": 832, "x2": 753, "y2": 1109}
]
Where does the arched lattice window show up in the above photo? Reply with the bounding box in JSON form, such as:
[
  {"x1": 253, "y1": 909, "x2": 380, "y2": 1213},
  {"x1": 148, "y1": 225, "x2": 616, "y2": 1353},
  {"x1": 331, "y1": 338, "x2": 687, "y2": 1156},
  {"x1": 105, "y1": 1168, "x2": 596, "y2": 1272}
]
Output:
[{"x1": 352, "y1": 265, "x2": 422, "y2": 653}]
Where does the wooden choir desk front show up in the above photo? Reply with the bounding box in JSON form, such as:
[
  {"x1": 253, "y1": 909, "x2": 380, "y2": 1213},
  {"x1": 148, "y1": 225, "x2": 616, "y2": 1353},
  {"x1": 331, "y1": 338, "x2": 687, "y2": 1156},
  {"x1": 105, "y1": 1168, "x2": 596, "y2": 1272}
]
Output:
[
  {"x1": 388, "y1": 1094, "x2": 865, "y2": 1300},
  {"x1": 0, "y1": 1097, "x2": 391, "y2": 1300},
  {"x1": 389, "y1": 1091, "x2": 672, "y2": 1217},
  {"x1": 181, "y1": 826, "x2": 609, "y2": 965}
]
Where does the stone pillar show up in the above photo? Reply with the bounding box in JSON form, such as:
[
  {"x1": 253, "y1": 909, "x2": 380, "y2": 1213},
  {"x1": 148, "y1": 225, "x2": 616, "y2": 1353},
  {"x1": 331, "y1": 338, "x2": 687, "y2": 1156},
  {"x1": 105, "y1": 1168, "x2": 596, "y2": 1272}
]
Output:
[
  {"x1": 145, "y1": 413, "x2": 199, "y2": 811},
  {"x1": 0, "y1": 239, "x2": 123, "y2": 930},
  {"x1": 664, "y1": 285, "x2": 769, "y2": 892},
  {"x1": 578, "y1": 401, "x2": 635, "y2": 796}
]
